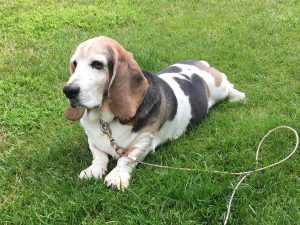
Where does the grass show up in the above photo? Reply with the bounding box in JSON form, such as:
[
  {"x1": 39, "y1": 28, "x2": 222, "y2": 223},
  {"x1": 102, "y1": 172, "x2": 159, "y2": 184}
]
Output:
[{"x1": 0, "y1": 0, "x2": 300, "y2": 224}]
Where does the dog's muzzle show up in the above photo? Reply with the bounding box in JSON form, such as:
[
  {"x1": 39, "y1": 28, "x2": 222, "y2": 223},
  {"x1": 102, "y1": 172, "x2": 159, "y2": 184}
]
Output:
[{"x1": 63, "y1": 84, "x2": 80, "y2": 99}]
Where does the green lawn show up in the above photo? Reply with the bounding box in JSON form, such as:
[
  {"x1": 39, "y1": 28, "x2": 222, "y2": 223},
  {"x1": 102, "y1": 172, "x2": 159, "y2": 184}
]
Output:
[{"x1": 1, "y1": 0, "x2": 300, "y2": 224}]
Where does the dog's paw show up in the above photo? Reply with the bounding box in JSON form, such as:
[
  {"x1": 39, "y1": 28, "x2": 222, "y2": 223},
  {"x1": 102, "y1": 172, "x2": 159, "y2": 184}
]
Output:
[
  {"x1": 104, "y1": 168, "x2": 131, "y2": 190},
  {"x1": 228, "y1": 89, "x2": 246, "y2": 102},
  {"x1": 79, "y1": 164, "x2": 107, "y2": 179}
]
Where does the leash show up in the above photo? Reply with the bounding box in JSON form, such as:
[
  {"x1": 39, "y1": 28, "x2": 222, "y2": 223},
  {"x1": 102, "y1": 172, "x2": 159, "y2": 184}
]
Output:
[
  {"x1": 99, "y1": 120, "x2": 299, "y2": 225},
  {"x1": 99, "y1": 119, "x2": 130, "y2": 156}
]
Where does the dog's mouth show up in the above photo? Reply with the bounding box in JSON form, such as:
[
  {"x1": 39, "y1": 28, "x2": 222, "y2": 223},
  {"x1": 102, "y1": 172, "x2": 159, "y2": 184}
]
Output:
[
  {"x1": 69, "y1": 99, "x2": 80, "y2": 108},
  {"x1": 69, "y1": 99, "x2": 100, "y2": 110}
]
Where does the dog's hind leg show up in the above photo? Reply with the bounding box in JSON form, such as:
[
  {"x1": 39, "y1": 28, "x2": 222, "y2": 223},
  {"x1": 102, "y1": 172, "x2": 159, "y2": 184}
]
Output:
[
  {"x1": 205, "y1": 69, "x2": 245, "y2": 108},
  {"x1": 227, "y1": 82, "x2": 246, "y2": 102}
]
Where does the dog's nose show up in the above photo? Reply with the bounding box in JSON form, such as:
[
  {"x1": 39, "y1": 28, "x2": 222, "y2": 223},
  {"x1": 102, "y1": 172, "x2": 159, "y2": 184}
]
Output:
[{"x1": 63, "y1": 84, "x2": 80, "y2": 99}]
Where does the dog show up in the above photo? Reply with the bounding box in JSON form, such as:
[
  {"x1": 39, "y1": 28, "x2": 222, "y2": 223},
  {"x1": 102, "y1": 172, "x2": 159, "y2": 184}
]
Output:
[{"x1": 63, "y1": 36, "x2": 245, "y2": 190}]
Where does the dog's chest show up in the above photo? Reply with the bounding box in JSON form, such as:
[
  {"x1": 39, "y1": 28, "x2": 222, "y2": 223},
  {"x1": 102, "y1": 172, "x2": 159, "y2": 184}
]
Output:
[{"x1": 80, "y1": 110, "x2": 139, "y2": 157}]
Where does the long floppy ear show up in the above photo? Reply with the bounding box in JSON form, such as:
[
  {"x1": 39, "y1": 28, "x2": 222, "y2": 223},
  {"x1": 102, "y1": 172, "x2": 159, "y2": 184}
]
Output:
[
  {"x1": 64, "y1": 64, "x2": 85, "y2": 121},
  {"x1": 64, "y1": 104, "x2": 85, "y2": 121},
  {"x1": 108, "y1": 51, "x2": 149, "y2": 121}
]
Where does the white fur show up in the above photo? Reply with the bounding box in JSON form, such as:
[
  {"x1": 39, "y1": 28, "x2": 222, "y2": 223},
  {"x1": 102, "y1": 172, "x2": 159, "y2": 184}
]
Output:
[{"x1": 66, "y1": 39, "x2": 109, "y2": 109}]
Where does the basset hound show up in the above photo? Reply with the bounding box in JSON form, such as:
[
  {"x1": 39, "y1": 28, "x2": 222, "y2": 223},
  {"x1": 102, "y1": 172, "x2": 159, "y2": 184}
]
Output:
[{"x1": 63, "y1": 36, "x2": 245, "y2": 190}]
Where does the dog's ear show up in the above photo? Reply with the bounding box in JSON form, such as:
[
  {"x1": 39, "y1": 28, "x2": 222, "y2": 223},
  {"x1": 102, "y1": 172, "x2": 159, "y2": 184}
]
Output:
[
  {"x1": 64, "y1": 63, "x2": 85, "y2": 121},
  {"x1": 69, "y1": 62, "x2": 76, "y2": 75},
  {"x1": 108, "y1": 50, "x2": 149, "y2": 121},
  {"x1": 64, "y1": 105, "x2": 85, "y2": 121}
]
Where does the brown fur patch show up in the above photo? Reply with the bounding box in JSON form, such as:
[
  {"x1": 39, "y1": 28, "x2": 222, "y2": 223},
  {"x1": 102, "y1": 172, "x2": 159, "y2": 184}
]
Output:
[
  {"x1": 209, "y1": 67, "x2": 223, "y2": 87},
  {"x1": 182, "y1": 61, "x2": 223, "y2": 87},
  {"x1": 99, "y1": 97, "x2": 111, "y2": 114},
  {"x1": 69, "y1": 64, "x2": 75, "y2": 75},
  {"x1": 104, "y1": 37, "x2": 149, "y2": 121},
  {"x1": 196, "y1": 62, "x2": 223, "y2": 87},
  {"x1": 138, "y1": 121, "x2": 160, "y2": 134},
  {"x1": 64, "y1": 105, "x2": 85, "y2": 121}
]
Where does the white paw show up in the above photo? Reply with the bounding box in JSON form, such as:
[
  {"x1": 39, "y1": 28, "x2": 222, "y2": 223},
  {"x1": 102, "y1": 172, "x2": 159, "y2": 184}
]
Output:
[
  {"x1": 104, "y1": 168, "x2": 131, "y2": 190},
  {"x1": 79, "y1": 164, "x2": 107, "y2": 179},
  {"x1": 229, "y1": 90, "x2": 246, "y2": 102}
]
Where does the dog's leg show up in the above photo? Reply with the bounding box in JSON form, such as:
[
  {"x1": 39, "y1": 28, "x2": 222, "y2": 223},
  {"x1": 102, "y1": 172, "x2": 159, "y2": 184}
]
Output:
[
  {"x1": 227, "y1": 83, "x2": 246, "y2": 102},
  {"x1": 206, "y1": 72, "x2": 245, "y2": 108},
  {"x1": 104, "y1": 132, "x2": 154, "y2": 190},
  {"x1": 79, "y1": 138, "x2": 109, "y2": 179}
]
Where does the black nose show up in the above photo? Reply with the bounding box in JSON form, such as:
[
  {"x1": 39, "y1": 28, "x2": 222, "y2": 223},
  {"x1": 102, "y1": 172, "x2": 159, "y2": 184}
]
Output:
[{"x1": 63, "y1": 84, "x2": 80, "y2": 99}]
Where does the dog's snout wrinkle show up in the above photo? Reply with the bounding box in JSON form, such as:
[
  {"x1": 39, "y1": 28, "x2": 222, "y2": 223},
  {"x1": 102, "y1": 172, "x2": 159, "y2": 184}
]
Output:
[{"x1": 63, "y1": 84, "x2": 80, "y2": 99}]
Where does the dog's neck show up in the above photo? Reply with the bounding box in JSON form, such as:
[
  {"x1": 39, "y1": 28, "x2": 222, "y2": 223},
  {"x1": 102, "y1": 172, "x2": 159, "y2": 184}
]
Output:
[
  {"x1": 130, "y1": 71, "x2": 161, "y2": 120},
  {"x1": 87, "y1": 99, "x2": 115, "y2": 123}
]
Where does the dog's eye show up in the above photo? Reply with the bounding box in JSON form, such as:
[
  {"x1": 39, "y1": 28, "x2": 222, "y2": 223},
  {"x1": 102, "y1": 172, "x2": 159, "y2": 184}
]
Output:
[
  {"x1": 73, "y1": 60, "x2": 77, "y2": 68},
  {"x1": 91, "y1": 61, "x2": 104, "y2": 70}
]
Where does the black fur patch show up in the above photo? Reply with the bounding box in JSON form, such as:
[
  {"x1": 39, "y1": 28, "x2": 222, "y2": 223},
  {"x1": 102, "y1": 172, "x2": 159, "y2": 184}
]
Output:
[
  {"x1": 125, "y1": 71, "x2": 178, "y2": 132},
  {"x1": 174, "y1": 74, "x2": 208, "y2": 124},
  {"x1": 159, "y1": 75, "x2": 178, "y2": 120},
  {"x1": 157, "y1": 66, "x2": 182, "y2": 75},
  {"x1": 180, "y1": 74, "x2": 191, "y2": 80},
  {"x1": 107, "y1": 47, "x2": 114, "y2": 77}
]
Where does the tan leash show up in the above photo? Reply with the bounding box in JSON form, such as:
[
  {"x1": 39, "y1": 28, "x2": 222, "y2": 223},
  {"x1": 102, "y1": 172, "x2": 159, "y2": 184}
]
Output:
[{"x1": 100, "y1": 120, "x2": 299, "y2": 225}]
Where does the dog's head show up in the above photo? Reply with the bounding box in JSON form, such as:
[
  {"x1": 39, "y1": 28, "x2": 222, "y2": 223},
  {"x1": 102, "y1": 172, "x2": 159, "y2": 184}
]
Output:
[{"x1": 63, "y1": 36, "x2": 149, "y2": 121}]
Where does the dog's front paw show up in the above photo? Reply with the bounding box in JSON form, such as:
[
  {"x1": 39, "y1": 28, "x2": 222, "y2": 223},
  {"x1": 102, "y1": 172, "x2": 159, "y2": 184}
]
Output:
[
  {"x1": 79, "y1": 164, "x2": 107, "y2": 179},
  {"x1": 104, "y1": 168, "x2": 131, "y2": 190}
]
